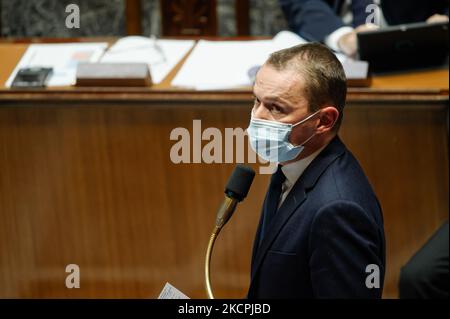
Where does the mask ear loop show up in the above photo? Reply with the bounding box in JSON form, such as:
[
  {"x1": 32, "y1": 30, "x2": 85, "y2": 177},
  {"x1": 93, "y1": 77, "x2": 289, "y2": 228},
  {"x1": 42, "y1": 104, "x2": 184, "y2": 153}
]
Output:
[
  {"x1": 292, "y1": 109, "x2": 321, "y2": 127},
  {"x1": 290, "y1": 110, "x2": 322, "y2": 147},
  {"x1": 299, "y1": 131, "x2": 317, "y2": 146},
  {"x1": 251, "y1": 109, "x2": 321, "y2": 127}
]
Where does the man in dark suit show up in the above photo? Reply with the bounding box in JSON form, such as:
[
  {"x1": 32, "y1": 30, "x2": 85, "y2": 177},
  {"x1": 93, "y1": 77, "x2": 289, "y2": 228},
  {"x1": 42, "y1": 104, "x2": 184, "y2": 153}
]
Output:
[
  {"x1": 246, "y1": 43, "x2": 385, "y2": 298},
  {"x1": 279, "y1": 0, "x2": 376, "y2": 56},
  {"x1": 280, "y1": 0, "x2": 449, "y2": 56}
]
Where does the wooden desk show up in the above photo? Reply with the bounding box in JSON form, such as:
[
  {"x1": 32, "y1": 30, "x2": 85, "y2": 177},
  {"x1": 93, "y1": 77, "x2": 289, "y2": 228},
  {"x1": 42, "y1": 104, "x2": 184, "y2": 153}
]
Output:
[{"x1": 0, "y1": 40, "x2": 448, "y2": 299}]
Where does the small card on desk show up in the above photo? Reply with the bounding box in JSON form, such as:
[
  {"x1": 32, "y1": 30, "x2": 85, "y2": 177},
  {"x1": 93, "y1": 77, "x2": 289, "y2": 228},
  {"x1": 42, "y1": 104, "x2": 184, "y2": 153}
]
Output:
[{"x1": 75, "y1": 62, "x2": 152, "y2": 87}]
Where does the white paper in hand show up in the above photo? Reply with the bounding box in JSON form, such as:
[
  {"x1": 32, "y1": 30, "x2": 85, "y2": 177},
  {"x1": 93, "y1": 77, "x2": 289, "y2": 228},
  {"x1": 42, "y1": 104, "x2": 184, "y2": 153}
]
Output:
[{"x1": 158, "y1": 282, "x2": 190, "y2": 299}]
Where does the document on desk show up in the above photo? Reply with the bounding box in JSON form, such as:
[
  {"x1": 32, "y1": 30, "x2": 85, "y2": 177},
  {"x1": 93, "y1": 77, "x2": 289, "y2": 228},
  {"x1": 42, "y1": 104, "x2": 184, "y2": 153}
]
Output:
[
  {"x1": 5, "y1": 43, "x2": 108, "y2": 87},
  {"x1": 100, "y1": 36, "x2": 195, "y2": 84},
  {"x1": 158, "y1": 282, "x2": 190, "y2": 299},
  {"x1": 171, "y1": 30, "x2": 367, "y2": 90},
  {"x1": 171, "y1": 31, "x2": 308, "y2": 90}
]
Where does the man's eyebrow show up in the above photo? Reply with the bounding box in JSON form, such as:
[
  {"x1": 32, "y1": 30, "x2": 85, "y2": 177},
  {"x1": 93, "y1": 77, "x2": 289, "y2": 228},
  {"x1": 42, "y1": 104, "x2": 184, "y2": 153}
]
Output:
[
  {"x1": 264, "y1": 95, "x2": 283, "y2": 102},
  {"x1": 253, "y1": 88, "x2": 293, "y2": 108},
  {"x1": 264, "y1": 95, "x2": 293, "y2": 108},
  {"x1": 253, "y1": 91, "x2": 283, "y2": 103}
]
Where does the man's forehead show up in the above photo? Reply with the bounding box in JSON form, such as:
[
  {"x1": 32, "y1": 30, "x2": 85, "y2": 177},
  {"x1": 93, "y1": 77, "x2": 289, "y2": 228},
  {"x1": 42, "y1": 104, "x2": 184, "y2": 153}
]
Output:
[{"x1": 253, "y1": 65, "x2": 303, "y2": 100}]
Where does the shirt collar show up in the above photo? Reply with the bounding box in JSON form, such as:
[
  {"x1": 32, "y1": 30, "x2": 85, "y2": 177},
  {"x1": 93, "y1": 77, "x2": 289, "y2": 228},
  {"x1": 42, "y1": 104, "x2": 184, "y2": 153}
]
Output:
[{"x1": 280, "y1": 144, "x2": 327, "y2": 187}]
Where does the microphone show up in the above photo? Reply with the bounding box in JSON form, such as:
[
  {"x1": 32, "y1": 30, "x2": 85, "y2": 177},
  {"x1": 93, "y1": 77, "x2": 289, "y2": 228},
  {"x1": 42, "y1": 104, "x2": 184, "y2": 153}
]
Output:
[
  {"x1": 215, "y1": 164, "x2": 255, "y2": 228},
  {"x1": 205, "y1": 164, "x2": 255, "y2": 299}
]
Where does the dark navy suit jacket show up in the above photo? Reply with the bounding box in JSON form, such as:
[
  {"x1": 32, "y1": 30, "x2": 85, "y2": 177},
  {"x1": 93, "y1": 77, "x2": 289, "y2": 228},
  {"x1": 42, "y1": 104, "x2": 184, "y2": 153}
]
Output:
[
  {"x1": 248, "y1": 136, "x2": 386, "y2": 298},
  {"x1": 279, "y1": 0, "x2": 374, "y2": 42}
]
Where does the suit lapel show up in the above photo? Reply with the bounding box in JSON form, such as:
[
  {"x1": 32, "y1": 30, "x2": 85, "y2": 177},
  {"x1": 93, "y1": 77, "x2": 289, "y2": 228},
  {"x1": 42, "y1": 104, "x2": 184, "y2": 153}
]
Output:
[
  {"x1": 249, "y1": 136, "x2": 347, "y2": 285},
  {"x1": 250, "y1": 179, "x2": 307, "y2": 282}
]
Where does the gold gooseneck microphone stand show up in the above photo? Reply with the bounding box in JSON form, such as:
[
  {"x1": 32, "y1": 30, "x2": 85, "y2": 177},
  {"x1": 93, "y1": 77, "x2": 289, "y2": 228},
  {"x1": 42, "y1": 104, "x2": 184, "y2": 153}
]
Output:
[
  {"x1": 204, "y1": 164, "x2": 255, "y2": 299},
  {"x1": 204, "y1": 196, "x2": 237, "y2": 299}
]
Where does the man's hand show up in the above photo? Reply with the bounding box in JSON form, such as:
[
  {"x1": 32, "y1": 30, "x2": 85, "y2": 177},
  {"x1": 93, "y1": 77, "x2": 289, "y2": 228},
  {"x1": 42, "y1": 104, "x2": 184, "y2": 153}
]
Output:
[
  {"x1": 426, "y1": 14, "x2": 449, "y2": 24},
  {"x1": 338, "y1": 24, "x2": 379, "y2": 57}
]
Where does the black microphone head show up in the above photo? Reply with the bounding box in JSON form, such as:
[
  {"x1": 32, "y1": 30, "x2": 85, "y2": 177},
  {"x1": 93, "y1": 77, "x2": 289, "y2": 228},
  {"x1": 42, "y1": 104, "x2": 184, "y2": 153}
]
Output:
[{"x1": 225, "y1": 164, "x2": 255, "y2": 201}]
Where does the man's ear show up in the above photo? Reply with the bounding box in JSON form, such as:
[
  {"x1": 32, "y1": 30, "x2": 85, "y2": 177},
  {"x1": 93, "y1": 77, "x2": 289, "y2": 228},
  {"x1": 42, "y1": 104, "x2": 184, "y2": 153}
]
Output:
[{"x1": 316, "y1": 106, "x2": 339, "y2": 133}]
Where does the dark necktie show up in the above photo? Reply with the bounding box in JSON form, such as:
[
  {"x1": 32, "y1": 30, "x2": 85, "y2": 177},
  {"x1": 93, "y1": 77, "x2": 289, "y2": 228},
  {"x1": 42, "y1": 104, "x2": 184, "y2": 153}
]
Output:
[{"x1": 260, "y1": 165, "x2": 286, "y2": 245}]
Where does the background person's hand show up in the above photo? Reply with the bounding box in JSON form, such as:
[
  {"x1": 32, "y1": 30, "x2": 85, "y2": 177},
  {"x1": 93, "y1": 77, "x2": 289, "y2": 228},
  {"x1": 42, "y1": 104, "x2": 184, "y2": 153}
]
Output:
[
  {"x1": 355, "y1": 23, "x2": 380, "y2": 33},
  {"x1": 337, "y1": 31, "x2": 357, "y2": 57},
  {"x1": 426, "y1": 14, "x2": 449, "y2": 24},
  {"x1": 338, "y1": 24, "x2": 379, "y2": 57}
]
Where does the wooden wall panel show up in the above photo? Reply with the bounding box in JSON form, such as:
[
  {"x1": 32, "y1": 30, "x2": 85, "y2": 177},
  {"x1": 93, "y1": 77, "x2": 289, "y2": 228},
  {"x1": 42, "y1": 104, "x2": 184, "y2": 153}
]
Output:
[
  {"x1": 0, "y1": 99, "x2": 448, "y2": 298},
  {"x1": 160, "y1": 0, "x2": 218, "y2": 36},
  {"x1": 125, "y1": 0, "x2": 143, "y2": 35},
  {"x1": 340, "y1": 102, "x2": 449, "y2": 297}
]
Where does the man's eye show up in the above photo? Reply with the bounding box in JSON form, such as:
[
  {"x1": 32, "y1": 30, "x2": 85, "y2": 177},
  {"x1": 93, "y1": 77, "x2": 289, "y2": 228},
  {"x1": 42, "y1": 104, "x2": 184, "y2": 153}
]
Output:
[{"x1": 272, "y1": 105, "x2": 283, "y2": 114}]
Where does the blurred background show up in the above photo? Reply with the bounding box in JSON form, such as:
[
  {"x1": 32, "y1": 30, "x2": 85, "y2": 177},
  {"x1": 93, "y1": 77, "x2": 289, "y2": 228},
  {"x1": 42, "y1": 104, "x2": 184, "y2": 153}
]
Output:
[{"x1": 0, "y1": 0, "x2": 287, "y2": 37}]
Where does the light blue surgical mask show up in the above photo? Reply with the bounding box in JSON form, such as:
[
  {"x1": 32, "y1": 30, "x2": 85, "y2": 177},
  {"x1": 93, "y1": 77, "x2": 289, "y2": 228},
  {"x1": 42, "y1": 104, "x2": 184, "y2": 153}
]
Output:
[{"x1": 247, "y1": 110, "x2": 320, "y2": 163}]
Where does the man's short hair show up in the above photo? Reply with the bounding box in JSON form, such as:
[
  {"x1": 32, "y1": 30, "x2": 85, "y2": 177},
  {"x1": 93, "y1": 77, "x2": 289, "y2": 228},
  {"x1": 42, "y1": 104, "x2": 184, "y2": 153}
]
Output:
[{"x1": 266, "y1": 42, "x2": 347, "y2": 131}]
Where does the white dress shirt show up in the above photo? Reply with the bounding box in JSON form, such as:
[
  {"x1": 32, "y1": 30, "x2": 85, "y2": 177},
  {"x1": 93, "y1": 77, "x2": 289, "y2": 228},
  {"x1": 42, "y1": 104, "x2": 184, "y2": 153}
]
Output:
[{"x1": 278, "y1": 145, "x2": 327, "y2": 208}]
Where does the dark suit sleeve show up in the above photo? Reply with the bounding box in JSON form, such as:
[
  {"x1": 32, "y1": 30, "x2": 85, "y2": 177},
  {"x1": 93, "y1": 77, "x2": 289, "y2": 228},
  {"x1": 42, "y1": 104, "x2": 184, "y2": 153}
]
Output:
[
  {"x1": 279, "y1": 0, "x2": 344, "y2": 42},
  {"x1": 308, "y1": 200, "x2": 384, "y2": 298}
]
